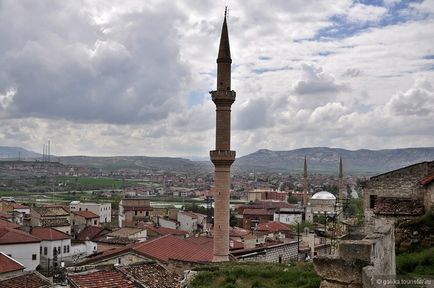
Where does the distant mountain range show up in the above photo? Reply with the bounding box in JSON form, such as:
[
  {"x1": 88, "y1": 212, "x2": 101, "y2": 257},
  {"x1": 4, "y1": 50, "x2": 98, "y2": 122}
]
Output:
[
  {"x1": 1, "y1": 146, "x2": 434, "y2": 175},
  {"x1": 0, "y1": 146, "x2": 41, "y2": 159},
  {"x1": 233, "y1": 147, "x2": 434, "y2": 175}
]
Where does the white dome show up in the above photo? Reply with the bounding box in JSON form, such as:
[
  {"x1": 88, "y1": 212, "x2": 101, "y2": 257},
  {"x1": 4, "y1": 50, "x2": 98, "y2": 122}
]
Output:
[{"x1": 311, "y1": 191, "x2": 336, "y2": 200}]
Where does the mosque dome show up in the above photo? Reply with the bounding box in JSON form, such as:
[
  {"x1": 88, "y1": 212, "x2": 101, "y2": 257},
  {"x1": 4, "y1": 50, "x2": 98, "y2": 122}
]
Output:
[{"x1": 311, "y1": 191, "x2": 336, "y2": 200}]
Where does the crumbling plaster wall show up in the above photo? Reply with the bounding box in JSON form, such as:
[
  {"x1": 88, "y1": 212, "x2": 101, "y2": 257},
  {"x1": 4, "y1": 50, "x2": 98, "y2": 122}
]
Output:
[{"x1": 313, "y1": 220, "x2": 395, "y2": 288}]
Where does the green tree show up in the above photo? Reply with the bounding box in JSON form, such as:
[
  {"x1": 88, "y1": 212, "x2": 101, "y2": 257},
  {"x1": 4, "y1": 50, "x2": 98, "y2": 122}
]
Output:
[{"x1": 287, "y1": 192, "x2": 298, "y2": 204}]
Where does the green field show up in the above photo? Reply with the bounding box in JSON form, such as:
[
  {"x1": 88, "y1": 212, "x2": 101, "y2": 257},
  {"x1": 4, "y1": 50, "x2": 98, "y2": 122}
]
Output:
[
  {"x1": 57, "y1": 176, "x2": 134, "y2": 189},
  {"x1": 188, "y1": 262, "x2": 320, "y2": 288}
]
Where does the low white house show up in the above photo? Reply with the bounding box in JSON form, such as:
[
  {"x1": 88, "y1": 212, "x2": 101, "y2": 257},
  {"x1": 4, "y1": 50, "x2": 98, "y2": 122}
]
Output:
[
  {"x1": 31, "y1": 227, "x2": 97, "y2": 271},
  {"x1": 31, "y1": 227, "x2": 71, "y2": 271},
  {"x1": 273, "y1": 208, "x2": 303, "y2": 225},
  {"x1": 70, "y1": 201, "x2": 111, "y2": 223},
  {"x1": 158, "y1": 217, "x2": 178, "y2": 230},
  {"x1": 0, "y1": 227, "x2": 41, "y2": 271},
  {"x1": 177, "y1": 211, "x2": 198, "y2": 233}
]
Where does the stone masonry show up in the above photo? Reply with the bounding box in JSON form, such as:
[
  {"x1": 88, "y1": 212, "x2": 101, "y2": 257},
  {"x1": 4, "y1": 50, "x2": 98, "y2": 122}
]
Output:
[
  {"x1": 314, "y1": 219, "x2": 395, "y2": 288},
  {"x1": 363, "y1": 161, "x2": 434, "y2": 222}
]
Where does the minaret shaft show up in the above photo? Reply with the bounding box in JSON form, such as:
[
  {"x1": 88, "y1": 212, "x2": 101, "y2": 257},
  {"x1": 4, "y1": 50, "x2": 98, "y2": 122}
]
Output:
[
  {"x1": 338, "y1": 157, "x2": 344, "y2": 201},
  {"x1": 303, "y1": 156, "x2": 308, "y2": 206}
]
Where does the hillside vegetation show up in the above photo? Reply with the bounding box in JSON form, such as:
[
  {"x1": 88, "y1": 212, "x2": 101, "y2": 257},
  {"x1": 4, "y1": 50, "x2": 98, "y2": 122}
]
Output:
[{"x1": 187, "y1": 262, "x2": 320, "y2": 288}]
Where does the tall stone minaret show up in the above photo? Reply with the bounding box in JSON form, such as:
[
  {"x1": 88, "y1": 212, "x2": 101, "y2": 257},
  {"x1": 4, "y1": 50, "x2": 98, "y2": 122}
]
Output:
[
  {"x1": 338, "y1": 156, "x2": 345, "y2": 202},
  {"x1": 303, "y1": 156, "x2": 308, "y2": 206},
  {"x1": 210, "y1": 10, "x2": 236, "y2": 262}
]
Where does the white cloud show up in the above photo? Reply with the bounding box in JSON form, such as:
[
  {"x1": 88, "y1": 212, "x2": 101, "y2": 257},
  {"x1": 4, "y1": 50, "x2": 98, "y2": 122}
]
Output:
[
  {"x1": 386, "y1": 79, "x2": 434, "y2": 116},
  {"x1": 346, "y1": 3, "x2": 387, "y2": 23},
  {"x1": 0, "y1": 87, "x2": 16, "y2": 110}
]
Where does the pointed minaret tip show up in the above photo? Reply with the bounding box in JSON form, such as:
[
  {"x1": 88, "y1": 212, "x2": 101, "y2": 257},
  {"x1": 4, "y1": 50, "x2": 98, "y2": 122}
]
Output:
[{"x1": 217, "y1": 7, "x2": 231, "y2": 63}]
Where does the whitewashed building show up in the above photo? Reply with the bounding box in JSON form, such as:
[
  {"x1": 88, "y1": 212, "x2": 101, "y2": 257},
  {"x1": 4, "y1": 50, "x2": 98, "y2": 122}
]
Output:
[
  {"x1": 70, "y1": 201, "x2": 111, "y2": 223},
  {"x1": 0, "y1": 227, "x2": 41, "y2": 271}
]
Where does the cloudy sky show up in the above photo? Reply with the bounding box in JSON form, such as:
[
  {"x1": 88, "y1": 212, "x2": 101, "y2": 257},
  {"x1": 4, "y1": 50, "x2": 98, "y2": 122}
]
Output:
[{"x1": 0, "y1": 0, "x2": 433, "y2": 158}]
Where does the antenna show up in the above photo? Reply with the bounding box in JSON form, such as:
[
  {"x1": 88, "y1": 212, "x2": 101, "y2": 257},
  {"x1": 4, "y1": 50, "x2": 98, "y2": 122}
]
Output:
[{"x1": 224, "y1": 6, "x2": 227, "y2": 18}]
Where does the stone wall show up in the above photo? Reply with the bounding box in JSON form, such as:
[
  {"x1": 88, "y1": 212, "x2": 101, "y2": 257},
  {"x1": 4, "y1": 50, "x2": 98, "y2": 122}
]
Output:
[
  {"x1": 363, "y1": 161, "x2": 434, "y2": 222},
  {"x1": 313, "y1": 220, "x2": 395, "y2": 288},
  {"x1": 236, "y1": 241, "x2": 299, "y2": 263}
]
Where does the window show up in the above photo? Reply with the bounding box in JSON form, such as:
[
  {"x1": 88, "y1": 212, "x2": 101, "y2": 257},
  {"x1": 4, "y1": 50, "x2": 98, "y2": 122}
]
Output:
[
  {"x1": 44, "y1": 247, "x2": 47, "y2": 255},
  {"x1": 57, "y1": 247, "x2": 61, "y2": 254},
  {"x1": 370, "y1": 195, "x2": 377, "y2": 209},
  {"x1": 64, "y1": 246, "x2": 67, "y2": 253},
  {"x1": 79, "y1": 208, "x2": 82, "y2": 211},
  {"x1": 94, "y1": 220, "x2": 97, "y2": 225},
  {"x1": 40, "y1": 247, "x2": 42, "y2": 254},
  {"x1": 53, "y1": 247, "x2": 57, "y2": 255},
  {"x1": 135, "y1": 210, "x2": 138, "y2": 216},
  {"x1": 67, "y1": 245, "x2": 70, "y2": 253},
  {"x1": 32, "y1": 254, "x2": 37, "y2": 260}
]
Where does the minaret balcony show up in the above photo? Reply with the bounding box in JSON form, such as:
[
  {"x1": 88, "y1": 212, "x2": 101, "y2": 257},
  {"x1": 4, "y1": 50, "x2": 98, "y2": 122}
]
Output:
[
  {"x1": 210, "y1": 90, "x2": 236, "y2": 105},
  {"x1": 210, "y1": 150, "x2": 236, "y2": 166}
]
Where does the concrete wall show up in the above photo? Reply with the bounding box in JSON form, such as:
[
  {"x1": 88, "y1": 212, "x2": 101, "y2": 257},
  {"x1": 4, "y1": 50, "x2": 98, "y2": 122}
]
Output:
[
  {"x1": 178, "y1": 213, "x2": 197, "y2": 233},
  {"x1": 0, "y1": 242, "x2": 40, "y2": 271},
  {"x1": 273, "y1": 212, "x2": 302, "y2": 225}
]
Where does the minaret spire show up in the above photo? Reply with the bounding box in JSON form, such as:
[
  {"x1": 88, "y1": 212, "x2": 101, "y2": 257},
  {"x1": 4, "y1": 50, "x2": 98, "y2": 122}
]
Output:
[
  {"x1": 210, "y1": 10, "x2": 236, "y2": 262},
  {"x1": 303, "y1": 156, "x2": 308, "y2": 206}
]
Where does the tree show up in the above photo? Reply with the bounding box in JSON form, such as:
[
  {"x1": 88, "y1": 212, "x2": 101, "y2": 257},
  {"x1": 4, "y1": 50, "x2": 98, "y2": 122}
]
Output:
[{"x1": 287, "y1": 192, "x2": 298, "y2": 204}]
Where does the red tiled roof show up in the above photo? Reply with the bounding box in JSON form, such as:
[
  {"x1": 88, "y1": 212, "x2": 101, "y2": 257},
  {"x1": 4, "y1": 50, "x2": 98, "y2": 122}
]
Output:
[
  {"x1": 0, "y1": 271, "x2": 51, "y2": 288},
  {"x1": 13, "y1": 204, "x2": 29, "y2": 210},
  {"x1": 0, "y1": 212, "x2": 13, "y2": 219},
  {"x1": 41, "y1": 218, "x2": 70, "y2": 227},
  {"x1": 118, "y1": 263, "x2": 181, "y2": 288},
  {"x1": 256, "y1": 221, "x2": 291, "y2": 232},
  {"x1": 68, "y1": 269, "x2": 136, "y2": 288},
  {"x1": 133, "y1": 235, "x2": 213, "y2": 263},
  {"x1": 0, "y1": 252, "x2": 24, "y2": 274},
  {"x1": 31, "y1": 227, "x2": 70, "y2": 241},
  {"x1": 76, "y1": 226, "x2": 106, "y2": 241},
  {"x1": 185, "y1": 236, "x2": 243, "y2": 251},
  {"x1": 0, "y1": 218, "x2": 19, "y2": 229},
  {"x1": 32, "y1": 206, "x2": 69, "y2": 217},
  {"x1": 0, "y1": 227, "x2": 40, "y2": 245},
  {"x1": 73, "y1": 210, "x2": 99, "y2": 219},
  {"x1": 144, "y1": 225, "x2": 188, "y2": 236},
  {"x1": 420, "y1": 173, "x2": 434, "y2": 186},
  {"x1": 243, "y1": 208, "x2": 274, "y2": 216}
]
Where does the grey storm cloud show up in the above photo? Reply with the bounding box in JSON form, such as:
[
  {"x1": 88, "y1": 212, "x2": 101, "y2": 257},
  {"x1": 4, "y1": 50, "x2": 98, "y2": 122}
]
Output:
[
  {"x1": 0, "y1": 1, "x2": 189, "y2": 124},
  {"x1": 293, "y1": 63, "x2": 350, "y2": 95},
  {"x1": 234, "y1": 97, "x2": 269, "y2": 130}
]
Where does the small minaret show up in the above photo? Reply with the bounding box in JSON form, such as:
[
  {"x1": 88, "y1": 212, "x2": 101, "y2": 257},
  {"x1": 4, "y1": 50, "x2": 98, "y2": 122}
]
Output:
[
  {"x1": 303, "y1": 156, "x2": 308, "y2": 206},
  {"x1": 338, "y1": 156, "x2": 345, "y2": 202},
  {"x1": 210, "y1": 9, "x2": 236, "y2": 262}
]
